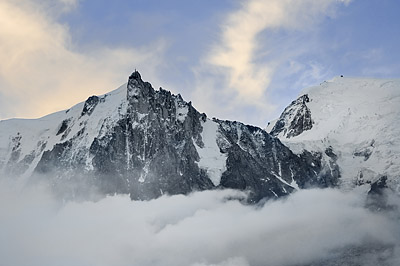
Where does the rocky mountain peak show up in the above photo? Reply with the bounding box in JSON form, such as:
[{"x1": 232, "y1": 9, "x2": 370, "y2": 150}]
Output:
[
  {"x1": 270, "y1": 94, "x2": 313, "y2": 138},
  {"x1": 129, "y1": 69, "x2": 142, "y2": 81},
  {"x1": 127, "y1": 70, "x2": 155, "y2": 101}
]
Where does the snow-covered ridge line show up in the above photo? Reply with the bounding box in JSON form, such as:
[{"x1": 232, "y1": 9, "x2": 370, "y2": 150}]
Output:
[
  {"x1": 0, "y1": 84, "x2": 128, "y2": 177},
  {"x1": 267, "y1": 76, "x2": 400, "y2": 192}
]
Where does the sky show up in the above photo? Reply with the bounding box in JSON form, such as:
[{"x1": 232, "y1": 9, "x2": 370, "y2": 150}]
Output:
[{"x1": 0, "y1": 0, "x2": 400, "y2": 126}]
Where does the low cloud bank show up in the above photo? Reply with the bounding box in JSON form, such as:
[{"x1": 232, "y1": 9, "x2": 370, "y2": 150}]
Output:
[{"x1": 0, "y1": 180, "x2": 399, "y2": 266}]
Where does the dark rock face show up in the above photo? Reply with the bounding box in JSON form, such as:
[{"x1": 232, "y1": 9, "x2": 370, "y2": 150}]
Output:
[
  {"x1": 81, "y1": 96, "x2": 101, "y2": 116},
  {"x1": 216, "y1": 120, "x2": 337, "y2": 202},
  {"x1": 369, "y1": 176, "x2": 388, "y2": 195},
  {"x1": 366, "y1": 176, "x2": 397, "y2": 211},
  {"x1": 325, "y1": 149, "x2": 341, "y2": 185},
  {"x1": 56, "y1": 119, "x2": 70, "y2": 136},
  {"x1": 32, "y1": 71, "x2": 338, "y2": 202},
  {"x1": 271, "y1": 94, "x2": 313, "y2": 138}
]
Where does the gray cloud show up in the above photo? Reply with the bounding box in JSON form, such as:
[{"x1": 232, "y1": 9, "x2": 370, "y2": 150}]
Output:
[{"x1": 0, "y1": 179, "x2": 399, "y2": 266}]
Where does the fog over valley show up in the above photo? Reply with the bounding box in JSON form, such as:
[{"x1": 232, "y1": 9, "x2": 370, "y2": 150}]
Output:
[{"x1": 1, "y1": 178, "x2": 400, "y2": 266}]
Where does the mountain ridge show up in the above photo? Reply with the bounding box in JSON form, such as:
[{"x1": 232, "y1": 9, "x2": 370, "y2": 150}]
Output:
[
  {"x1": 267, "y1": 76, "x2": 400, "y2": 193},
  {"x1": 0, "y1": 71, "x2": 337, "y2": 202}
]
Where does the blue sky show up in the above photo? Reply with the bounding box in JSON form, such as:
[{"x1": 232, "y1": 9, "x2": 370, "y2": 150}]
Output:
[{"x1": 0, "y1": 0, "x2": 399, "y2": 126}]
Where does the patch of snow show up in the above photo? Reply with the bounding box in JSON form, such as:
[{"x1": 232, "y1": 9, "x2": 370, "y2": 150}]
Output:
[
  {"x1": 278, "y1": 162, "x2": 282, "y2": 177},
  {"x1": 271, "y1": 172, "x2": 297, "y2": 191},
  {"x1": 139, "y1": 161, "x2": 151, "y2": 183},
  {"x1": 137, "y1": 113, "x2": 147, "y2": 120},
  {"x1": 125, "y1": 119, "x2": 131, "y2": 170},
  {"x1": 175, "y1": 99, "x2": 188, "y2": 123},
  {"x1": 194, "y1": 119, "x2": 228, "y2": 186},
  {"x1": 235, "y1": 124, "x2": 247, "y2": 151},
  {"x1": 85, "y1": 154, "x2": 94, "y2": 171},
  {"x1": 289, "y1": 179, "x2": 300, "y2": 190},
  {"x1": 270, "y1": 189, "x2": 278, "y2": 197}
]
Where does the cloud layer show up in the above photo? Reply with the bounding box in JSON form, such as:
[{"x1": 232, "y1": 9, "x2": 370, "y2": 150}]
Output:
[
  {"x1": 0, "y1": 0, "x2": 165, "y2": 119},
  {"x1": 1, "y1": 180, "x2": 399, "y2": 266}
]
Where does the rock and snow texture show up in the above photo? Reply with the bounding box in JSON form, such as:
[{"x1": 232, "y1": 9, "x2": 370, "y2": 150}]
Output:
[
  {"x1": 194, "y1": 119, "x2": 227, "y2": 186},
  {"x1": 0, "y1": 84, "x2": 128, "y2": 180},
  {"x1": 267, "y1": 77, "x2": 400, "y2": 192},
  {"x1": 0, "y1": 71, "x2": 337, "y2": 202},
  {"x1": 269, "y1": 94, "x2": 313, "y2": 138}
]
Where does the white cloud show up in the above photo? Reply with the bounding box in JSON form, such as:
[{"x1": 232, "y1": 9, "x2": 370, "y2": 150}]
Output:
[
  {"x1": 59, "y1": 0, "x2": 79, "y2": 8},
  {"x1": 1, "y1": 178, "x2": 399, "y2": 266},
  {"x1": 0, "y1": 0, "x2": 166, "y2": 119},
  {"x1": 191, "y1": 257, "x2": 249, "y2": 266},
  {"x1": 193, "y1": 0, "x2": 351, "y2": 125}
]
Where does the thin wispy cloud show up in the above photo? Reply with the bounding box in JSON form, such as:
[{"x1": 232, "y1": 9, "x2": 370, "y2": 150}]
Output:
[
  {"x1": 193, "y1": 0, "x2": 351, "y2": 125},
  {"x1": 0, "y1": 0, "x2": 166, "y2": 119}
]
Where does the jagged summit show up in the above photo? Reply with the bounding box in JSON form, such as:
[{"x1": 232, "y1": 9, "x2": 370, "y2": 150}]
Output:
[
  {"x1": 127, "y1": 70, "x2": 155, "y2": 102},
  {"x1": 129, "y1": 69, "x2": 142, "y2": 81}
]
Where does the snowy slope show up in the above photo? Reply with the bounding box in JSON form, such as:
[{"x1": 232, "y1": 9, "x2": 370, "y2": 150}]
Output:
[
  {"x1": 268, "y1": 77, "x2": 400, "y2": 191},
  {"x1": 0, "y1": 84, "x2": 128, "y2": 179},
  {"x1": 194, "y1": 119, "x2": 227, "y2": 186}
]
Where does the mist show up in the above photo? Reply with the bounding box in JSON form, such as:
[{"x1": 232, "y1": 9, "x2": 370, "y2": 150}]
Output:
[{"x1": 1, "y1": 179, "x2": 399, "y2": 266}]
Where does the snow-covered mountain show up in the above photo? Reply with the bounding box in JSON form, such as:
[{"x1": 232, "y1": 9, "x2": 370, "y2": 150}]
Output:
[
  {"x1": 266, "y1": 76, "x2": 400, "y2": 193},
  {"x1": 0, "y1": 71, "x2": 336, "y2": 202}
]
